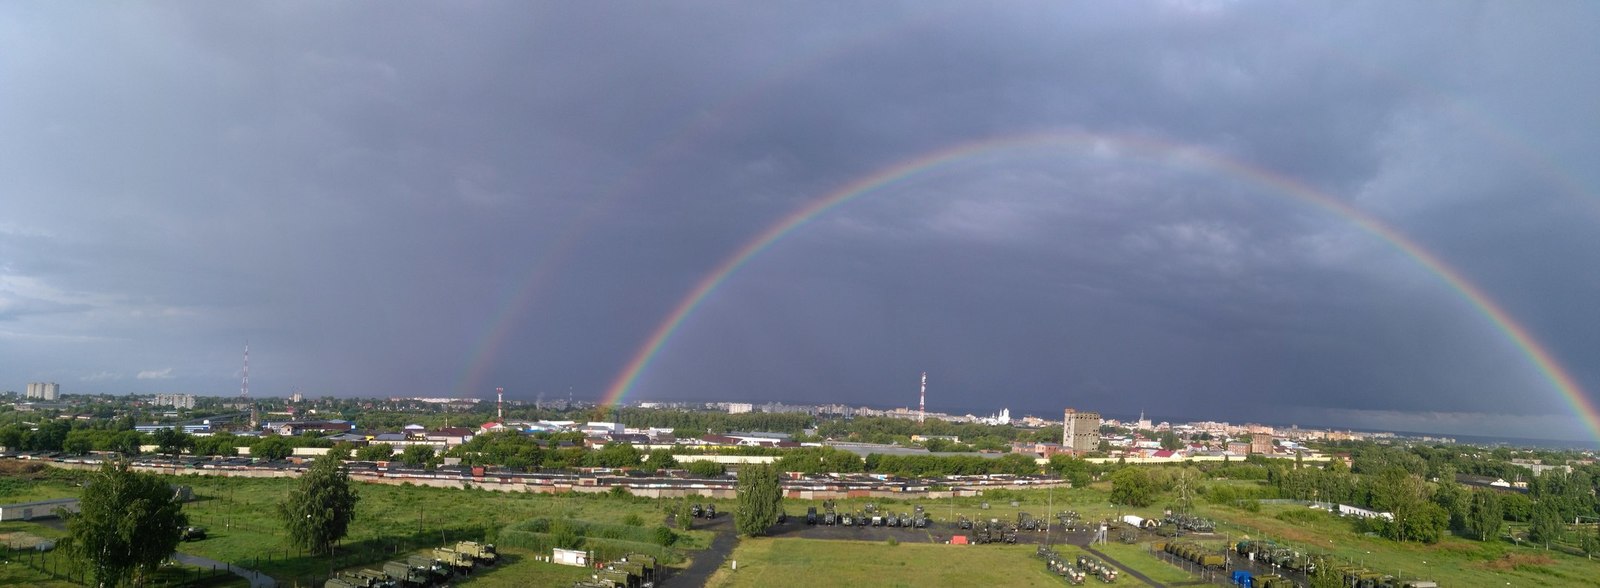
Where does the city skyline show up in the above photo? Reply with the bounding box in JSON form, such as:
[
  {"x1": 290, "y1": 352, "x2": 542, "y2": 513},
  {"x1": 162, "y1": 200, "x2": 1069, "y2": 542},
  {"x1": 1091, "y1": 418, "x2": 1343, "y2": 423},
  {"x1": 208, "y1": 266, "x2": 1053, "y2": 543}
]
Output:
[{"x1": 4, "y1": 3, "x2": 1599, "y2": 442}]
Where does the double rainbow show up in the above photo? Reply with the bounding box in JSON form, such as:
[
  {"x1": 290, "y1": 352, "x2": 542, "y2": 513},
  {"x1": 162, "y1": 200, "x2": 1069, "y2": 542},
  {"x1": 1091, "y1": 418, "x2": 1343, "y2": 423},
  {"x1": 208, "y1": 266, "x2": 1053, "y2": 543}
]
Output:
[{"x1": 598, "y1": 130, "x2": 1596, "y2": 440}]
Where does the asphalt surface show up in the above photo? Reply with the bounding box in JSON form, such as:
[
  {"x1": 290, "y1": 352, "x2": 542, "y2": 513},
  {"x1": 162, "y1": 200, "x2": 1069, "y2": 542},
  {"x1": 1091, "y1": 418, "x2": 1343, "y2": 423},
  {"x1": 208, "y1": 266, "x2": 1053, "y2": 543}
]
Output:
[
  {"x1": 171, "y1": 551, "x2": 278, "y2": 588},
  {"x1": 663, "y1": 515, "x2": 735, "y2": 587}
]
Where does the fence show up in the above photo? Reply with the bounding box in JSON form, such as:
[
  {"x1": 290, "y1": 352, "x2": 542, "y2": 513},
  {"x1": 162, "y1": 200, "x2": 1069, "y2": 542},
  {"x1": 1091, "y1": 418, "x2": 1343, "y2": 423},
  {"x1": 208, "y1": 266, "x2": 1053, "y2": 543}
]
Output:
[{"x1": 3, "y1": 545, "x2": 235, "y2": 587}]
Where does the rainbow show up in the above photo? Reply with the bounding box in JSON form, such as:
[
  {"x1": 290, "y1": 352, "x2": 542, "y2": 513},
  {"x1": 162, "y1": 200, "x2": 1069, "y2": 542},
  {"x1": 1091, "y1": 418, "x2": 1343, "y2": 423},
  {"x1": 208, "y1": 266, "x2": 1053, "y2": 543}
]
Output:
[{"x1": 598, "y1": 130, "x2": 1598, "y2": 440}]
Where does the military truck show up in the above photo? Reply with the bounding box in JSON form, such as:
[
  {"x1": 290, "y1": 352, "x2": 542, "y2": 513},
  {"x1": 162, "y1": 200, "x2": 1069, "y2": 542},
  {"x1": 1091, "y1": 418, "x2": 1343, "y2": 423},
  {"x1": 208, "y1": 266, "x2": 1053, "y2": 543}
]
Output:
[
  {"x1": 806, "y1": 506, "x2": 818, "y2": 525},
  {"x1": 432, "y1": 547, "x2": 476, "y2": 572},
  {"x1": 611, "y1": 561, "x2": 653, "y2": 588},
  {"x1": 354, "y1": 569, "x2": 397, "y2": 588},
  {"x1": 899, "y1": 512, "x2": 913, "y2": 527},
  {"x1": 382, "y1": 560, "x2": 430, "y2": 587},
  {"x1": 840, "y1": 511, "x2": 854, "y2": 526},
  {"x1": 406, "y1": 555, "x2": 451, "y2": 582},
  {"x1": 703, "y1": 504, "x2": 717, "y2": 519},
  {"x1": 454, "y1": 540, "x2": 497, "y2": 564},
  {"x1": 1018, "y1": 512, "x2": 1035, "y2": 531},
  {"x1": 958, "y1": 515, "x2": 973, "y2": 530},
  {"x1": 691, "y1": 503, "x2": 703, "y2": 518},
  {"x1": 326, "y1": 570, "x2": 393, "y2": 588},
  {"x1": 871, "y1": 513, "x2": 884, "y2": 527},
  {"x1": 593, "y1": 567, "x2": 640, "y2": 588},
  {"x1": 180, "y1": 526, "x2": 207, "y2": 541},
  {"x1": 620, "y1": 553, "x2": 658, "y2": 584}
]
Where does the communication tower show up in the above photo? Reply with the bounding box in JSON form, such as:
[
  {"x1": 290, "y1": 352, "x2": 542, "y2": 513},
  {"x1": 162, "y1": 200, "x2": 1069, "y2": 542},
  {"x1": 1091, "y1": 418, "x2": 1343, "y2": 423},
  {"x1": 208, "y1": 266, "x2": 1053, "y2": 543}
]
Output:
[
  {"x1": 240, "y1": 341, "x2": 249, "y2": 401},
  {"x1": 496, "y1": 387, "x2": 504, "y2": 422},
  {"x1": 918, "y1": 372, "x2": 927, "y2": 424}
]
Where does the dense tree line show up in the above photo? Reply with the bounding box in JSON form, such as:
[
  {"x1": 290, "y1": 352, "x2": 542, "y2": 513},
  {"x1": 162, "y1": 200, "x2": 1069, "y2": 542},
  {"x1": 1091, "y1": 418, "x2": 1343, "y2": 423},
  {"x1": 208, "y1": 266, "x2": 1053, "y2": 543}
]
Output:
[{"x1": 613, "y1": 408, "x2": 813, "y2": 436}]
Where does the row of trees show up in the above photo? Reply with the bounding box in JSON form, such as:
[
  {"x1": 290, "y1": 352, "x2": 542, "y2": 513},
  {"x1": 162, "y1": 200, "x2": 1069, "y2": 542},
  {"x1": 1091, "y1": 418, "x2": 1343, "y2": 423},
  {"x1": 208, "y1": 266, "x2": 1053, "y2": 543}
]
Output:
[{"x1": 62, "y1": 450, "x2": 363, "y2": 587}]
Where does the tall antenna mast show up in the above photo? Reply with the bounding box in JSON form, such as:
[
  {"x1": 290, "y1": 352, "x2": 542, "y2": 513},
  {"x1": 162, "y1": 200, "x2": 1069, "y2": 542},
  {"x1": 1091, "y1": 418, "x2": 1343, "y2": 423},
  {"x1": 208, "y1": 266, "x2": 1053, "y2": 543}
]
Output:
[
  {"x1": 918, "y1": 371, "x2": 926, "y2": 424},
  {"x1": 496, "y1": 387, "x2": 504, "y2": 423},
  {"x1": 241, "y1": 341, "x2": 250, "y2": 401}
]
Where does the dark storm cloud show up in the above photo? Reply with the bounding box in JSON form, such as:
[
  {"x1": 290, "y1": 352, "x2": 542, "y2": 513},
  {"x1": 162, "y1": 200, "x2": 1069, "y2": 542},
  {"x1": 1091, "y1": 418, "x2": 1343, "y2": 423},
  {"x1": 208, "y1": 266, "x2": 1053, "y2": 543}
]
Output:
[{"x1": 2, "y1": 1, "x2": 1596, "y2": 440}]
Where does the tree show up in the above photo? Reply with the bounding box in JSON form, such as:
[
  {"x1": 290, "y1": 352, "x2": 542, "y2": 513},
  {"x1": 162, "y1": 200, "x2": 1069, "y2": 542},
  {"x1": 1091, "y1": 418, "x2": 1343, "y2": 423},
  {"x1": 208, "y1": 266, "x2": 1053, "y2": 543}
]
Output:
[
  {"x1": 1529, "y1": 502, "x2": 1565, "y2": 549},
  {"x1": 64, "y1": 460, "x2": 188, "y2": 587},
  {"x1": 687, "y1": 460, "x2": 726, "y2": 477},
  {"x1": 356, "y1": 443, "x2": 394, "y2": 462},
  {"x1": 151, "y1": 427, "x2": 191, "y2": 458},
  {"x1": 587, "y1": 443, "x2": 643, "y2": 468},
  {"x1": 1159, "y1": 431, "x2": 1182, "y2": 451},
  {"x1": 400, "y1": 444, "x2": 435, "y2": 468},
  {"x1": 253, "y1": 437, "x2": 294, "y2": 461},
  {"x1": 1109, "y1": 467, "x2": 1156, "y2": 508},
  {"x1": 734, "y1": 463, "x2": 781, "y2": 537},
  {"x1": 1466, "y1": 490, "x2": 1504, "y2": 541},
  {"x1": 63, "y1": 430, "x2": 95, "y2": 456},
  {"x1": 1047, "y1": 455, "x2": 1093, "y2": 487},
  {"x1": 644, "y1": 449, "x2": 678, "y2": 472},
  {"x1": 194, "y1": 432, "x2": 240, "y2": 456},
  {"x1": 395, "y1": 444, "x2": 432, "y2": 469},
  {"x1": 278, "y1": 453, "x2": 360, "y2": 555},
  {"x1": 992, "y1": 453, "x2": 1042, "y2": 476},
  {"x1": 1582, "y1": 523, "x2": 1600, "y2": 560},
  {"x1": 111, "y1": 430, "x2": 143, "y2": 457}
]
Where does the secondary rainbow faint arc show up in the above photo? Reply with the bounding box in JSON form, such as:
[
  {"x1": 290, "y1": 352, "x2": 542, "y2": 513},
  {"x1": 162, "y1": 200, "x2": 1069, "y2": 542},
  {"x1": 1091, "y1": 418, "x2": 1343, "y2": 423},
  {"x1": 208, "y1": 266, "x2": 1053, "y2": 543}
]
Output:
[{"x1": 602, "y1": 130, "x2": 1597, "y2": 441}]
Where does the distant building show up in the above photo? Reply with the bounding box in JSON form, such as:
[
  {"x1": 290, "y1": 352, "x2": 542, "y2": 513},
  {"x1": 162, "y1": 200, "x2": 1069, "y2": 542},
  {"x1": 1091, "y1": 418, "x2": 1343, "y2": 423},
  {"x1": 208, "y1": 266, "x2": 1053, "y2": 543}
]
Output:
[
  {"x1": 153, "y1": 393, "x2": 196, "y2": 409},
  {"x1": 726, "y1": 403, "x2": 753, "y2": 414},
  {"x1": 25, "y1": 382, "x2": 60, "y2": 401},
  {"x1": 1250, "y1": 432, "x2": 1274, "y2": 455},
  {"x1": 1062, "y1": 408, "x2": 1101, "y2": 454}
]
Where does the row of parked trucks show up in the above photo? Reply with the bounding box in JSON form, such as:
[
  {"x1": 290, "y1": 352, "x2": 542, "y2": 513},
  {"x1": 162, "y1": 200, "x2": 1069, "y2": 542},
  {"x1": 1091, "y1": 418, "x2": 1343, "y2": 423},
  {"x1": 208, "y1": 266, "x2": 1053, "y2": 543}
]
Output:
[
  {"x1": 1230, "y1": 540, "x2": 1437, "y2": 588},
  {"x1": 805, "y1": 501, "x2": 930, "y2": 528},
  {"x1": 324, "y1": 541, "x2": 496, "y2": 588},
  {"x1": 1035, "y1": 546, "x2": 1089, "y2": 585},
  {"x1": 1159, "y1": 541, "x2": 1227, "y2": 569},
  {"x1": 572, "y1": 553, "x2": 659, "y2": 588}
]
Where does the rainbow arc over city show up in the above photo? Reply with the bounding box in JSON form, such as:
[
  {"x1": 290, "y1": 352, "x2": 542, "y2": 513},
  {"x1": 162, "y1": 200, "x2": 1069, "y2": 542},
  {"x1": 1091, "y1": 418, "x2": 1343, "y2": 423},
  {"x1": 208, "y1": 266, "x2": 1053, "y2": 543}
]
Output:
[{"x1": 598, "y1": 130, "x2": 1597, "y2": 441}]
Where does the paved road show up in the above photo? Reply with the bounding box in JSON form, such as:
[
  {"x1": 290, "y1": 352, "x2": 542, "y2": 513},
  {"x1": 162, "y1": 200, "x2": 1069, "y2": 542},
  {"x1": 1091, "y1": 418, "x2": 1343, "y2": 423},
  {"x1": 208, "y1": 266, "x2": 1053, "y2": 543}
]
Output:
[
  {"x1": 664, "y1": 516, "x2": 736, "y2": 587},
  {"x1": 172, "y1": 552, "x2": 277, "y2": 588}
]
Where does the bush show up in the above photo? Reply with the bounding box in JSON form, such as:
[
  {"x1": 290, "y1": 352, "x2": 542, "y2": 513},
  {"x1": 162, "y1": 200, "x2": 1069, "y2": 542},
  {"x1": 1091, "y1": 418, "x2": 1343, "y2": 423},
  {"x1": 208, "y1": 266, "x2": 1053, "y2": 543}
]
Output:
[
  {"x1": 623, "y1": 513, "x2": 644, "y2": 527},
  {"x1": 653, "y1": 526, "x2": 678, "y2": 547},
  {"x1": 686, "y1": 460, "x2": 726, "y2": 477}
]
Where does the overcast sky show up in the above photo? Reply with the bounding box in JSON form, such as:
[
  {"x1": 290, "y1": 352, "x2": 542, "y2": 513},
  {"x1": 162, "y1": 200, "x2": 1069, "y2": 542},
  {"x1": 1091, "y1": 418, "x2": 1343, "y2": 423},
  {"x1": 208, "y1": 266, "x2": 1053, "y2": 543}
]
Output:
[{"x1": 3, "y1": 2, "x2": 1598, "y2": 442}]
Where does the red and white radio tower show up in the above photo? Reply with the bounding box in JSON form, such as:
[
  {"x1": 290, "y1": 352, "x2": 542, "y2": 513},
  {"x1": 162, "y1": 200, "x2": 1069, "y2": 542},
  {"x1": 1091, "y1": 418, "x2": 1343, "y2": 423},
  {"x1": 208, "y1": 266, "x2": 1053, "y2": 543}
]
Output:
[
  {"x1": 240, "y1": 341, "x2": 250, "y2": 400},
  {"x1": 918, "y1": 372, "x2": 926, "y2": 424},
  {"x1": 496, "y1": 387, "x2": 504, "y2": 423}
]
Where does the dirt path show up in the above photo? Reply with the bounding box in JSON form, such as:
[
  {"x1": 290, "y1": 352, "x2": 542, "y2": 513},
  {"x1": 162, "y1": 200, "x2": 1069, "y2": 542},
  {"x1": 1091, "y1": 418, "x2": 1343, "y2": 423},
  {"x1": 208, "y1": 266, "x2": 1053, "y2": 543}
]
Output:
[{"x1": 664, "y1": 516, "x2": 736, "y2": 587}]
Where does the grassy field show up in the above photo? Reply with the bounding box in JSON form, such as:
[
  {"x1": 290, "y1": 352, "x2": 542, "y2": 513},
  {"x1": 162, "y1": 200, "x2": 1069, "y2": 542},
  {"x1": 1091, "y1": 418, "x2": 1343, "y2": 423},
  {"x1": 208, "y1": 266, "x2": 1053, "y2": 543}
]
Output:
[
  {"x1": 167, "y1": 475, "x2": 712, "y2": 586},
  {"x1": 705, "y1": 539, "x2": 1069, "y2": 588},
  {"x1": 1195, "y1": 500, "x2": 1600, "y2": 587},
  {"x1": 1092, "y1": 541, "x2": 1203, "y2": 585}
]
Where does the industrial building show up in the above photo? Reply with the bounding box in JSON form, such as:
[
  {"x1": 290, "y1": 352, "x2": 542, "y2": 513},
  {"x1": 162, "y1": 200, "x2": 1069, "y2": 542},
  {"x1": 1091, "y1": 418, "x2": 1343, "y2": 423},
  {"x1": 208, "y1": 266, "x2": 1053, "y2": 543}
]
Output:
[{"x1": 1062, "y1": 408, "x2": 1102, "y2": 454}]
